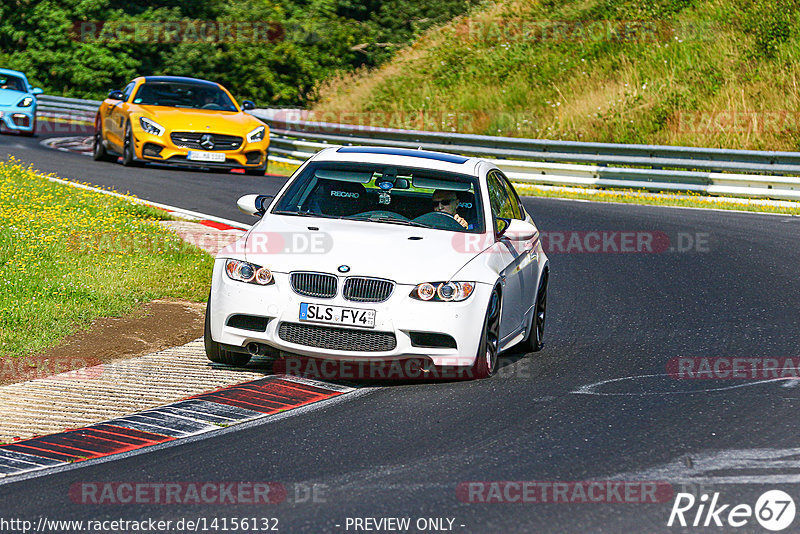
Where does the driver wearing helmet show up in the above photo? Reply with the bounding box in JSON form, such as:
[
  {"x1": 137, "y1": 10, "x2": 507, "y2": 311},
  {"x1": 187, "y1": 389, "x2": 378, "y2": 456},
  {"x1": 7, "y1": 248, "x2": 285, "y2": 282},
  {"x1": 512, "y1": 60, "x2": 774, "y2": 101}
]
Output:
[{"x1": 431, "y1": 189, "x2": 469, "y2": 229}]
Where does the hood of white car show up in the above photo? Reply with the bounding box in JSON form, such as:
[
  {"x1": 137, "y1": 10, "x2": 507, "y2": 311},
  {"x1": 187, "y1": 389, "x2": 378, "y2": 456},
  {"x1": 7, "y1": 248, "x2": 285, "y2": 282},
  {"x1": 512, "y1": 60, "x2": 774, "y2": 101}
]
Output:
[{"x1": 220, "y1": 214, "x2": 488, "y2": 285}]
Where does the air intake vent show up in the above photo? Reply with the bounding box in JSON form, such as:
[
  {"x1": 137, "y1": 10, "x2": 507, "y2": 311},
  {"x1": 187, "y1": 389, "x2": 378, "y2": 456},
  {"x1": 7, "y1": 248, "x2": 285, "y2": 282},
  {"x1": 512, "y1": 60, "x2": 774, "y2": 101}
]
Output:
[
  {"x1": 409, "y1": 332, "x2": 457, "y2": 349},
  {"x1": 290, "y1": 272, "x2": 338, "y2": 299},
  {"x1": 226, "y1": 315, "x2": 270, "y2": 332},
  {"x1": 343, "y1": 277, "x2": 394, "y2": 303},
  {"x1": 278, "y1": 322, "x2": 396, "y2": 352}
]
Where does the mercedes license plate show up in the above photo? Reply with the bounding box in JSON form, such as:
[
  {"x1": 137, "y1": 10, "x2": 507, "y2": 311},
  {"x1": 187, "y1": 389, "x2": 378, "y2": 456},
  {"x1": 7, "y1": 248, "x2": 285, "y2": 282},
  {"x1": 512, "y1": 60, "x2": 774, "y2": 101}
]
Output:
[{"x1": 188, "y1": 150, "x2": 225, "y2": 162}]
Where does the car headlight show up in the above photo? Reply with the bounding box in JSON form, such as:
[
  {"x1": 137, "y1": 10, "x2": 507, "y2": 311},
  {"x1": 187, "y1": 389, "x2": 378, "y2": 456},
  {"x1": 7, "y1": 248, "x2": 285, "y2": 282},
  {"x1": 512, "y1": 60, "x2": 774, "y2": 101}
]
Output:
[
  {"x1": 410, "y1": 281, "x2": 475, "y2": 302},
  {"x1": 17, "y1": 97, "x2": 33, "y2": 108},
  {"x1": 246, "y1": 125, "x2": 265, "y2": 143},
  {"x1": 139, "y1": 117, "x2": 165, "y2": 136},
  {"x1": 225, "y1": 259, "x2": 274, "y2": 285}
]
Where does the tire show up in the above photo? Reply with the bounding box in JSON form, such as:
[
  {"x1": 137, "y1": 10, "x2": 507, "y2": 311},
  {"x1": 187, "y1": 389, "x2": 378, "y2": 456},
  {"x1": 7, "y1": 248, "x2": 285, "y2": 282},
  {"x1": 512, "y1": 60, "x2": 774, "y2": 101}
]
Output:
[
  {"x1": 93, "y1": 123, "x2": 116, "y2": 162},
  {"x1": 471, "y1": 287, "x2": 501, "y2": 379},
  {"x1": 520, "y1": 270, "x2": 548, "y2": 353},
  {"x1": 244, "y1": 165, "x2": 267, "y2": 176},
  {"x1": 204, "y1": 294, "x2": 251, "y2": 367},
  {"x1": 121, "y1": 122, "x2": 140, "y2": 166}
]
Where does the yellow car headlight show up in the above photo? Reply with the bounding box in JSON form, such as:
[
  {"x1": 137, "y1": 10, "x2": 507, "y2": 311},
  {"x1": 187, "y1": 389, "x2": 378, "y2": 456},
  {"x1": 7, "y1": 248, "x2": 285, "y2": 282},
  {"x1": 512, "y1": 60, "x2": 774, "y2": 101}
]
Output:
[
  {"x1": 246, "y1": 125, "x2": 265, "y2": 143},
  {"x1": 139, "y1": 117, "x2": 165, "y2": 136}
]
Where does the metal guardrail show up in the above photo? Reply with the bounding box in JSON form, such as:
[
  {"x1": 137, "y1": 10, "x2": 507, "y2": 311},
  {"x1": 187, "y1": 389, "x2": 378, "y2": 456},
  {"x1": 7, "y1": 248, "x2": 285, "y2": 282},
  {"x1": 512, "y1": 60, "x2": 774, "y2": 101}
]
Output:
[
  {"x1": 31, "y1": 96, "x2": 800, "y2": 201},
  {"x1": 252, "y1": 111, "x2": 800, "y2": 201},
  {"x1": 36, "y1": 95, "x2": 99, "y2": 123}
]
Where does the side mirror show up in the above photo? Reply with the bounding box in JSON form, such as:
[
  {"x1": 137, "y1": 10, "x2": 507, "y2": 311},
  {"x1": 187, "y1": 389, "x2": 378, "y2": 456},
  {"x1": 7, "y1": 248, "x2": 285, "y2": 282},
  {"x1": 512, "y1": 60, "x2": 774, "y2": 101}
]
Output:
[
  {"x1": 108, "y1": 90, "x2": 125, "y2": 100},
  {"x1": 31, "y1": 87, "x2": 43, "y2": 95},
  {"x1": 237, "y1": 194, "x2": 273, "y2": 217},
  {"x1": 498, "y1": 218, "x2": 537, "y2": 241},
  {"x1": 241, "y1": 100, "x2": 256, "y2": 111}
]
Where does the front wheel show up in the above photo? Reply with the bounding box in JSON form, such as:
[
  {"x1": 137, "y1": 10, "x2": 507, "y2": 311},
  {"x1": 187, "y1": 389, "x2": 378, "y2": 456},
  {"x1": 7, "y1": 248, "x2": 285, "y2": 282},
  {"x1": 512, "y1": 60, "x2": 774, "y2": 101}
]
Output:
[
  {"x1": 204, "y1": 295, "x2": 251, "y2": 367},
  {"x1": 471, "y1": 288, "x2": 501, "y2": 379},
  {"x1": 244, "y1": 164, "x2": 267, "y2": 176},
  {"x1": 121, "y1": 122, "x2": 140, "y2": 167},
  {"x1": 520, "y1": 271, "x2": 548, "y2": 353}
]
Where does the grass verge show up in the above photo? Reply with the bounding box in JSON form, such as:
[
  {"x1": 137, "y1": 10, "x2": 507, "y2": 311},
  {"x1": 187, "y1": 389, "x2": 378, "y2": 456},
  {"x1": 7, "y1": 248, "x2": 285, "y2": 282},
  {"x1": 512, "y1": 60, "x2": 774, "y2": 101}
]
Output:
[
  {"x1": 0, "y1": 158, "x2": 214, "y2": 358},
  {"x1": 313, "y1": 0, "x2": 800, "y2": 151}
]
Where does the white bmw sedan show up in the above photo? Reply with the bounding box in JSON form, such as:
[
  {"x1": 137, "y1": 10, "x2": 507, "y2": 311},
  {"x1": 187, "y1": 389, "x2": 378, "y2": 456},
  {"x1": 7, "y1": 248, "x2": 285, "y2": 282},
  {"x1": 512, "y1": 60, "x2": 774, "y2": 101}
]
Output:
[{"x1": 205, "y1": 146, "x2": 549, "y2": 379}]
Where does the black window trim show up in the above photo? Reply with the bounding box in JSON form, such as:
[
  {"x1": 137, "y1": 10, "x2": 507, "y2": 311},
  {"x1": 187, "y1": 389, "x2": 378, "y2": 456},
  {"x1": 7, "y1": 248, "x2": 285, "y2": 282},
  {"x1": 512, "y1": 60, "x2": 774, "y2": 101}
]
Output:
[
  {"x1": 121, "y1": 82, "x2": 136, "y2": 102},
  {"x1": 491, "y1": 169, "x2": 525, "y2": 220}
]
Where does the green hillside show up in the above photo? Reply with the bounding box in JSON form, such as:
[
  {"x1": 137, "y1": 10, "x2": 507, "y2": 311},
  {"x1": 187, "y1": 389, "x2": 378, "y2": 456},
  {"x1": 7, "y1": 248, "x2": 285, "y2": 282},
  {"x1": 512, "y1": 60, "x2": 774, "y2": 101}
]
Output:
[{"x1": 312, "y1": 0, "x2": 800, "y2": 151}]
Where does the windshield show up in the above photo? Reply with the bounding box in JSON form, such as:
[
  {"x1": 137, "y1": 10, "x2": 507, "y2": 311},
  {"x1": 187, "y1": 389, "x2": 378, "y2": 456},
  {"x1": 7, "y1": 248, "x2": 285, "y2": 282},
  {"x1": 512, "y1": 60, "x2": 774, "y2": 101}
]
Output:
[
  {"x1": 131, "y1": 82, "x2": 238, "y2": 111},
  {"x1": 0, "y1": 75, "x2": 26, "y2": 92},
  {"x1": 273, "y1": 162, "x2": 485, "y2": 233}
]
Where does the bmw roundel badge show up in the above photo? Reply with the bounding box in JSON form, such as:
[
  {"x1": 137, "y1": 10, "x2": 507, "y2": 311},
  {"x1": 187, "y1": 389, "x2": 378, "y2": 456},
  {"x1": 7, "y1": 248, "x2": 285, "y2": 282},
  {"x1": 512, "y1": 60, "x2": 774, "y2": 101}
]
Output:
[{"x1": 338, "y1": 265, "x2": 350, "y2": 273}]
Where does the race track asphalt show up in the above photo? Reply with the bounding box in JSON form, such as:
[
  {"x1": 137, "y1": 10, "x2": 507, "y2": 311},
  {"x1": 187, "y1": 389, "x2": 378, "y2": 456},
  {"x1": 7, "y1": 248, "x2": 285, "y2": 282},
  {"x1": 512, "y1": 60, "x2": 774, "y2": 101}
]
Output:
[{"x1": 2, "y1": 126, "x2": 800, "y2": 533}]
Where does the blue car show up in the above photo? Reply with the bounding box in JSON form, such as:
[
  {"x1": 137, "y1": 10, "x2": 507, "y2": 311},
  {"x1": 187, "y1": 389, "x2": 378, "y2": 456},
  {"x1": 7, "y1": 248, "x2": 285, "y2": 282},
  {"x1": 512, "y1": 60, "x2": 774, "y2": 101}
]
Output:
[{"x1": 0, "y1": 68, "x2": 42, "y2": 136}]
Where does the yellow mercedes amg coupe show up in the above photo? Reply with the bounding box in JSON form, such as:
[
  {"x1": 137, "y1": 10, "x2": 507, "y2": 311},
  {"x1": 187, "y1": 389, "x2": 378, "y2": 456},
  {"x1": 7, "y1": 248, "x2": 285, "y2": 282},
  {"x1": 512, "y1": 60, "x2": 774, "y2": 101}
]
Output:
[{"x1": 93, "y1": 76, "x2": 270, "y2": 175}]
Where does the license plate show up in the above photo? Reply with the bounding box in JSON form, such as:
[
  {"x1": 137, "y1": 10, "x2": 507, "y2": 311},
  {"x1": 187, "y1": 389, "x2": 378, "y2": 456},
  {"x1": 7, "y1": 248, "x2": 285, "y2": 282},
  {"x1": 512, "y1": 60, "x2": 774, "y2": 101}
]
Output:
[
  {"x1": 299, "y1": 303, "x2": 375, "y2": 328},
  {"x1": 188, "y1": 150, "x2": 225, "y2": 162}
]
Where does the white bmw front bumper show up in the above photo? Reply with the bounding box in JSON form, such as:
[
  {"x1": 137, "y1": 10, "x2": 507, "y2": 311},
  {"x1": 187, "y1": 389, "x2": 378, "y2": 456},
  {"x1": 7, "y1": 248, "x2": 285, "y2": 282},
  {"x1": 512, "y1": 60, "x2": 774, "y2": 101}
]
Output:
[{"x1": 209, "y1": 258, "x2": 492, "y2": 368}]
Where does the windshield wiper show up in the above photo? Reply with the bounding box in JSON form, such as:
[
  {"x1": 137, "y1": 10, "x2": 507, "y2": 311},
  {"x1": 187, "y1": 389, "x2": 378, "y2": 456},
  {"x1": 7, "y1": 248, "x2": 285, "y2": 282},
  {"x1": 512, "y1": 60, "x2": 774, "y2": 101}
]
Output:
[
  {"x1": 272, "y1": 210, "x2": 343, "y2": 220},
  {"x1": 352, "y1": 215, "x2": 428, "y2": 228},
  {"x1": 273, "y1": 210, "x2": 315, "y2": 216}
]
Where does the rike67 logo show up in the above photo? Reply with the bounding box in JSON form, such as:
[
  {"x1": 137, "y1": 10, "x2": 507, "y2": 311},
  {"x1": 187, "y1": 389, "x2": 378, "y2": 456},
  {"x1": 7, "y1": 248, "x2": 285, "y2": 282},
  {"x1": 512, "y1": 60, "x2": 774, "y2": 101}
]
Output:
[{"x1": 668, "y1": 490, "x2": 796, "y2": 531}]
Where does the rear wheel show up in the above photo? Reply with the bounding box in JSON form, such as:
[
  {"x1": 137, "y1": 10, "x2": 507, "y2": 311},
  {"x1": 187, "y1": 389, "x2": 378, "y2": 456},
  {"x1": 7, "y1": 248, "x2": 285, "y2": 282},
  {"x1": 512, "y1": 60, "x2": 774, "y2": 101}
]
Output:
[
  {"x1": 93, "y1": 123, "x2": 116, "y2": 162},
  {"x1": 471, "y1": 288, "x2": 501, "y2": 379},
  {"x1": 204, "y1": 294, "x2": 251, "y2": 367}
]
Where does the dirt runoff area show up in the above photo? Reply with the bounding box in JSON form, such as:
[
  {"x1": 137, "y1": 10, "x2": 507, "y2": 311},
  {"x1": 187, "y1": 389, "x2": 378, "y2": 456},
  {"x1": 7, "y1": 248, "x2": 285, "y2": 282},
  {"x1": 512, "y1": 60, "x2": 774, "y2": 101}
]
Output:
[
  {"x1": 0, "y1": 299, "x2": 206, "y2": 387},
  {"x1": 0, "y1": 220, "x2": 245, "y2": 387}
]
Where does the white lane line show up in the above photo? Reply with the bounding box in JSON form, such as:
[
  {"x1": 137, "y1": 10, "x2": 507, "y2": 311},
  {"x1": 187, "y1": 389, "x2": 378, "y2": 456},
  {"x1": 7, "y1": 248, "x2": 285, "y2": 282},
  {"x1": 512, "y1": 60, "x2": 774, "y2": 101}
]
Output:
[
  {"x1": 571, "y1": 373, "x2": 800, "y2": 396},
  {"x1": 29, "y1": 142, "x2": 253, "y2": 230},
  {"x1": 609, "y1": 447, "x2": 800, "y2": 485},
  {"x1": 42, "y1": 174, "x2": 253, "y2": 230}
]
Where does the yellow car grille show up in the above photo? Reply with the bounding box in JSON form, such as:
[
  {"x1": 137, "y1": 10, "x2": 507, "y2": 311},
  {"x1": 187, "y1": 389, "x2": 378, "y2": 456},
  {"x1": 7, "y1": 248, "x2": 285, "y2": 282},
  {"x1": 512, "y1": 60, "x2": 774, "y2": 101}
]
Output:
[{"x1": 170, "y1": 132, "x2": 243, "y2": 151}]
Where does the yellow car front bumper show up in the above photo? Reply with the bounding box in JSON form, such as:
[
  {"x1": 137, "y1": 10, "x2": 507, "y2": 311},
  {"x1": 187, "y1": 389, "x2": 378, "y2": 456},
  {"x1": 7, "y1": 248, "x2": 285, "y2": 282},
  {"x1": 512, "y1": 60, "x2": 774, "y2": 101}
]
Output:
[{"x1": 132, "y1": 128, "x2": 269, "y2": 169}]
